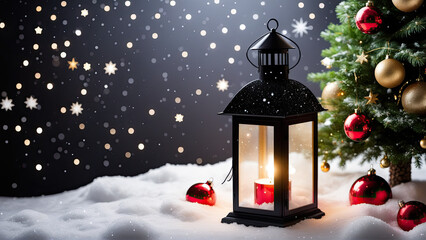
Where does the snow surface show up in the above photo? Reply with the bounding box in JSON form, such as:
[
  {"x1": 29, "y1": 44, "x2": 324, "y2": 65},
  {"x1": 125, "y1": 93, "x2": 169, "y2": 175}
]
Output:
[{"x1": 0, "y1": 156, "x2": 426, "y2": 240}]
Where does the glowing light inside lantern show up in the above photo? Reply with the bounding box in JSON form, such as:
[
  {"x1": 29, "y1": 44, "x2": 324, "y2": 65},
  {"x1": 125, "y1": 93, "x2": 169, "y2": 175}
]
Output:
[
  {"x1": 254, "y1": 155, "x2": 275, "y2": 205},
  {"x1": 266, "y1": 155, "x2": 274, "y2": 180}
]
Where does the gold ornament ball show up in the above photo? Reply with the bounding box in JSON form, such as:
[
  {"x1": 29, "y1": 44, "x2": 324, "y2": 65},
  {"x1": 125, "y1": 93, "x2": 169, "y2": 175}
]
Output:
[
  {"x1": 321, "y1": 81, "x2": 344, "y2": 110},
  {"x1": 401, "y1": 81, "x2": 426, "y2": 115},
  {"x1": 420, "y1": 137, "x2": 426, "y2": 149},
  {"x1": 321, "y1": 161, "x2": 330, "y2": 172},
  {"x1": 392, "y1": 0, "x2": 423, "y2": 12},
  {"x1": 380, "y1": 156, "x2": 390, "y2": 168},
  {"x1": 374, "y1": 58, "x2": 405, "y2": 88}
]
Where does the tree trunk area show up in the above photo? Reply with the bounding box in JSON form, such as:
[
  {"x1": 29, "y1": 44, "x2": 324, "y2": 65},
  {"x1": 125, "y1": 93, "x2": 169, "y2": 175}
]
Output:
[{"x1": 389, "y1": 161, "x2": 411, "y2": 187}]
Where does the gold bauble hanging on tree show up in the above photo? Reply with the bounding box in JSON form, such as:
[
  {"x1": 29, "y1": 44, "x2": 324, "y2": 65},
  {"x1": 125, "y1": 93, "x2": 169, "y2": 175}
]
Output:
[
  {"x1": 380, "y1": 154, "x2": 390, "y2": 168},
  {"x1": 420, "y1": 136, "x2": 426, "y2": 149},
  {"x1": 392, "y1": 0, "x2": 423, "y2": 12},
  {"x1": 401, "y1": 81, "x2": 426, "y2": 115},
  {"x1": 321, "y1": 81, "x2": 344, "y2": 110},
  {"x1": 321, "y1": 160, "x2": 330, "y2": 172},
  {"x1": 375, "y1": 57, "x2": 405, "y2": 88}
]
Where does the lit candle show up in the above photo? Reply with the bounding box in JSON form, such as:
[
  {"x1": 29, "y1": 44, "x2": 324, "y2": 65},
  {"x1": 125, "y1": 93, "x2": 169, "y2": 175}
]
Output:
[
  {"x1": 255, "y1": 178, "x2": 274, "y2": 205},
  {"x1": 255, "y1": 161, "x2": 274, "y2": 205}
]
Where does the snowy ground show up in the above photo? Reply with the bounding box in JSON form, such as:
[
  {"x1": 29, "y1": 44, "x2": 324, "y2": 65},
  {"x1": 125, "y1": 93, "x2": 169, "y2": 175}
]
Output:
[{"x1": 0, "y1": 157, "x2": 426, "y2": 240}]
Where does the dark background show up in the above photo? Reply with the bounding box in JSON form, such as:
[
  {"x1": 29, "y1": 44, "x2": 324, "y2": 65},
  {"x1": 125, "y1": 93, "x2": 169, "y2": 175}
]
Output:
[{"x1": 0, "y1": 0, "x2": 338, "y2": 196}]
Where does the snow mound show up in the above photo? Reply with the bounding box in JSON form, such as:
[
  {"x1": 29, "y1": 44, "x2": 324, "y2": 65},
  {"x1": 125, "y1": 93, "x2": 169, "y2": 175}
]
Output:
[
  {"x1": 0, "y1": 158, "x2": 425, "y2": 240},
  {"x1": 116, "y1": 199, "x2": 153, "y2": 216},
  {"x1": 160, "y1": 200, "x2": 202, "y2": 222},
  {"x1": 102, "y1": 218, "x2": 156, "y2": 240},
  {"x1": 61, "y1": 210, "x2": 89, "y2": 221},
  {"x1": 85, "y1": 177, "x2": 134, "y2": 202},
  {"x1": 13, "y1": 228, "x2": 51, "y2": 240},
  {"x1": 9, "y1": 209, "x2": 49, "y2": 227},
  {"x1": 406, "y1": 223, "x2": 426, "y2": 240},
  {"x1": 139, "y1": 164, "x2": 180, "y2": 183},
  {"x1": 339, "y1": 216, "x2": 400, "y2": 240},
  {"x1": 392, "y1": 181, "x2": 426, "y2": 202}
]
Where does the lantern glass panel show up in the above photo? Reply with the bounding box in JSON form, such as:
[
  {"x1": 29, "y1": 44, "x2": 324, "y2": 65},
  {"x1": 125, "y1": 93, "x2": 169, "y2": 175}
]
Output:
[
  {"x1": 238, "y1": 124, "x2": 274, "y2": 211},
  {"x1": 288, "y1": 121, "x2": 314, "y2": 210}
]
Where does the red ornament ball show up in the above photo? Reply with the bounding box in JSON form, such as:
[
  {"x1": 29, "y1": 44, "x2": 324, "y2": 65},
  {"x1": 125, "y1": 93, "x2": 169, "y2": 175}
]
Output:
[
  {"x1": 349, "y1": 167, "x2": 392, "y2": 205},
  {"x1": 355, "y1": 4, "x2": 383, "y2": 34},
  {"x1": 344, "y1": 112, "x2": 372, "y2": 142},
  {"x1": 186, "y1": 179, "x2": 216, "y2": 206},
  {"x1": 397, "y1": 200, "x2": 426, "y2": 231}
]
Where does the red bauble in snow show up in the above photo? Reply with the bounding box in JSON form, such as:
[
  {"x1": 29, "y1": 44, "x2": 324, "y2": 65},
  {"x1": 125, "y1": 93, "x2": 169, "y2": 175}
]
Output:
[
  {"x1": 186, "y1": 179, "x2": 216, "y2": 206},
  {"x1": 397, "y1": 200, "x2": 426, "y2": 231},
  {"x1": 349, "y1": 167, "x2": 392, "y2": 205},
  {"x1": 355, "y1": 1, "x2": 383, "y2": 34},
  {"x1": 344, "y1": 111, "x2": 372, "y2": 142}
]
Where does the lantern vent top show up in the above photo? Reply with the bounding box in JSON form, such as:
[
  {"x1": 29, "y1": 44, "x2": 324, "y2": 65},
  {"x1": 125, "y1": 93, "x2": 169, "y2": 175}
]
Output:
[
  {"x1": 250, "y1": 19, "x2": 295, "y2": 52},
  {"x1": 246, "y1": 18, "x2": 301, "y2": 81}
]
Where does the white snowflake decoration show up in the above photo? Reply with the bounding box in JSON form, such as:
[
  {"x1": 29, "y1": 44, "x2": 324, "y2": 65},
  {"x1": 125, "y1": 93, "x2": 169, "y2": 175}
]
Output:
[
  {"x1": 34, "y1": 26, "x2": 43, "y2": 34},
  {"x1": 70, "y1": 102, "x2": 83, "y2": 116},
  {"x1": 216, "y1": 78, "x2": 229, "y2": 92},
  {"x1": 291, "y1": 18, "x2": 313, "y2": 38},
  {"x1": 83, "y1": 62, "x2": 91, "y2": 71},
  {"x1": 25, "y1": 96, "x2": 38, "y2": 110},
  {"x1": 81, "y1": 9, "x2": 89, "y2": 17},
  {"x1": 104, "y1": 61, "x2": 117, "y2": 75},
  {"x1": 1, "y1": 97, "x2": 14, "y2": 111},
  {"x1": 175, "y1": 114, "x2": 184, "y2": 122}
]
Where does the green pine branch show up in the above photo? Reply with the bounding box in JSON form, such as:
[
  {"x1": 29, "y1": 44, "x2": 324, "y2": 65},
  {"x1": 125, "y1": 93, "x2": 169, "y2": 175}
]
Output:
[
  {"x1": 308, "y1": 0, "x2": 426, "y2": 169},
  {"x1": 393, "y1": 16, "x2": 426, "y2": 38}
]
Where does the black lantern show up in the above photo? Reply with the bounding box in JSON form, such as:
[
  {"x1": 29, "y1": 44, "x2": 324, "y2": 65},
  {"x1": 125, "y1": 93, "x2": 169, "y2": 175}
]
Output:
[{"x1": 220, "y1": 19, "x2": 325, "y2": 227}]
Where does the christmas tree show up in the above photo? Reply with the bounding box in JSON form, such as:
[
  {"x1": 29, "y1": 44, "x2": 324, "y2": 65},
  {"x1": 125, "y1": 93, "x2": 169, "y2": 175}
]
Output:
[{"x1": 308, "y1": 0, "x2": 425, "y2": 186}]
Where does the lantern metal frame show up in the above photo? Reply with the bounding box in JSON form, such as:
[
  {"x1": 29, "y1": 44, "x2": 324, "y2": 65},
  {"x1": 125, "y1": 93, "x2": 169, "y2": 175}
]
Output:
[
  {"x1": 222, "y1": 113, "x2": 323, "y2": 227},
  {"x1": 220, "y1": 18, "x2": 325, "y2": 227}
]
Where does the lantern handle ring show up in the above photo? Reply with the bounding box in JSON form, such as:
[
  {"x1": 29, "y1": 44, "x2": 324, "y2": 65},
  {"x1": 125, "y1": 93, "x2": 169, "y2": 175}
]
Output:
[
  {"x1": 246, "y1": 19, "x2": 301, "y2": 71},
  {"x1": 267, "y1": 18, "x2": 279, "y2": 31}
]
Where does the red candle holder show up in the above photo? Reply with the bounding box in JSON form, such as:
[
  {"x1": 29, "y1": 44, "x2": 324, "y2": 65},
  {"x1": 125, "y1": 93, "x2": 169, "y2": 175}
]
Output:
[{"x1": 255, "y1": 178, "x2": 274, "y2": 205}]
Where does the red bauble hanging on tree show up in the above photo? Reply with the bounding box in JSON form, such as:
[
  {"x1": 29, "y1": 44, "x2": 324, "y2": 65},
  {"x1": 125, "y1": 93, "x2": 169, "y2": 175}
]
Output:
[
  {"x1": 344, "y1": 110, "x2": 372, "y2": 142},
  {"x1": 397, "y1": 200, "x2": 426, "y2": 231},
  {"x1": 186, "y1": 179, "x2": 216, "y2": 206},
  {"x1": 355, "y1": 1, "x2": 383, "y2": 34},
  {"x1": 349, "y1": 166, "x2": 392, "y2": 205}
]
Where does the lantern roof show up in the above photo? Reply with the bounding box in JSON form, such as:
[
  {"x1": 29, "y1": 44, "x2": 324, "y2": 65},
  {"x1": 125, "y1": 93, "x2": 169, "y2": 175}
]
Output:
[
  {"x1": 220, "y1": 79, "x2": 325, "y2": 117},
  {"x1": 250, "y1": 28, "x2": 295, "y2": 51}
]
